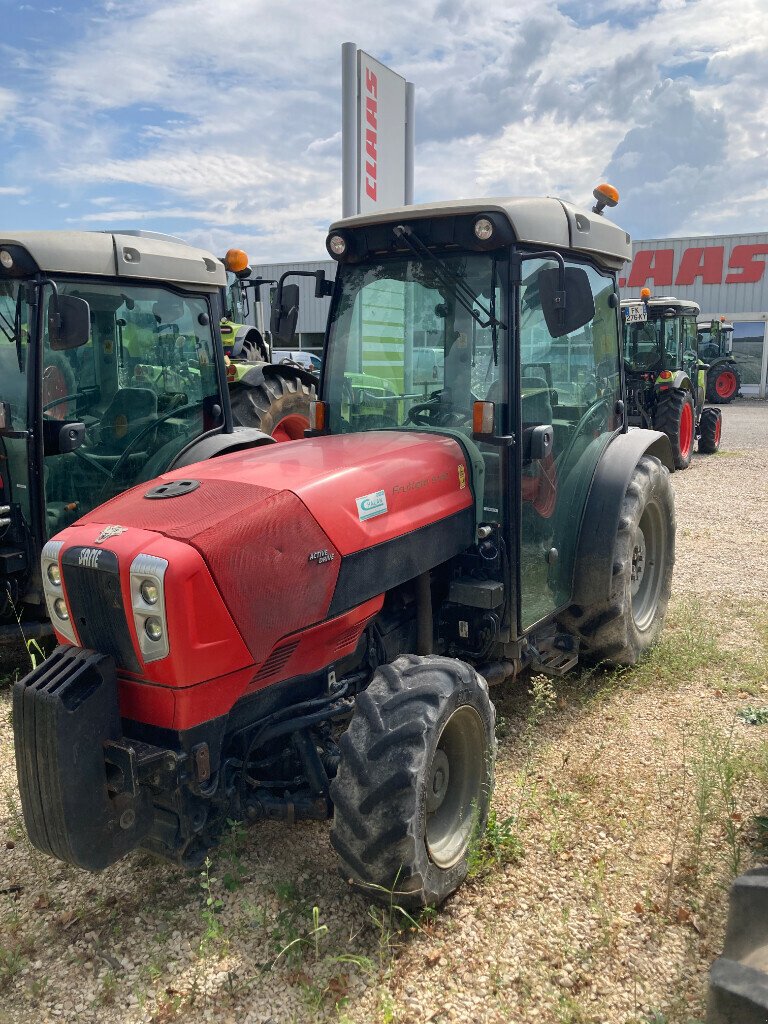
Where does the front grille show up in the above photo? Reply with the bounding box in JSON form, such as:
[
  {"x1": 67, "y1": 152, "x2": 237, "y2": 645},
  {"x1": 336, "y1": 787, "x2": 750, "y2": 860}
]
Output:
[{"x1": 61, "y1": 547, "x2": 141, "y2": 673}]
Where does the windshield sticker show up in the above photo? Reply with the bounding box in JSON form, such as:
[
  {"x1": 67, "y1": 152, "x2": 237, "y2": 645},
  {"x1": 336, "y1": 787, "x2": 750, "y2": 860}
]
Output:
[{"x1": 356, "y1": 489, "x2": 388, "y2": 522}]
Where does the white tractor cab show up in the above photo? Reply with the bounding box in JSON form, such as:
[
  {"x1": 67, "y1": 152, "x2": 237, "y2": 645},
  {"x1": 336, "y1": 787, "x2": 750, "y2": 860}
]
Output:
[
  {"x1": 621, "y1": 290, "x2": 721, "y2": 469},
  {"x1": 0, "y1": 230, "x2": 294, "y2": 639},
  {"x1": 697, "y1": 316, "x2": 741, "y2": 404}
]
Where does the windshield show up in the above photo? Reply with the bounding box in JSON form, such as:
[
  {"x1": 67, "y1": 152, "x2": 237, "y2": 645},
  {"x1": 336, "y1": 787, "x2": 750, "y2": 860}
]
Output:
[
  {"x1": 623, "y1": 316, "x2": 680, "y2": 372},
  {"x1": 40, "y1": 279, "x2": 222, "y2": 537},
  {"x1": 325, "y1": 254, "x2": 507, "y2": 434}
]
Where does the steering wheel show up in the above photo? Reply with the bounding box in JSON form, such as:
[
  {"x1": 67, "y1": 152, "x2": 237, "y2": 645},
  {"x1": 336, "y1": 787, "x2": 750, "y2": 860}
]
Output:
[
  {"x1": 405, "y1": 393, "x2": 466, "y2": 428},
  {"x1": 97, "y1": 401, "x2": 202, "y2": 500}
]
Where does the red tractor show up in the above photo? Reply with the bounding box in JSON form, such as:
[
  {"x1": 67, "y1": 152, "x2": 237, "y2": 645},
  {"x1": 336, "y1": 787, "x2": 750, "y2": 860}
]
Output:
[{"x1": 13, "y1": 190, "x2": 675, "y2": 909}]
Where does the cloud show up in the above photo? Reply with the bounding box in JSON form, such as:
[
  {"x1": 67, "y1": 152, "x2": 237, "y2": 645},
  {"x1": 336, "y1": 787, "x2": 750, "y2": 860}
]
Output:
[{"x1": 1, "y1": 0, "x2": 767, "y2": 255}]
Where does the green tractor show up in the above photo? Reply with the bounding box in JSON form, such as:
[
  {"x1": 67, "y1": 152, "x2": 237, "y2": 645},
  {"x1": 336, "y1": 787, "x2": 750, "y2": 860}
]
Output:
[
  {"x1": 0, "y1": 230, "x2": 315, "y2": 642},
  {"x1": 697, "y1": 316, "x2": 741, "y2": 404},
  {"x1": 218, "y1": 248, "x2": 319, "y2": 442},
  {"x1": 622, "y1": 291, "x2": 722, "y2": 469}
]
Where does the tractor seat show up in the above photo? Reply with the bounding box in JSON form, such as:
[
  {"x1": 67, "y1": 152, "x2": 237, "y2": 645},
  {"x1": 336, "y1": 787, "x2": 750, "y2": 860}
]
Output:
[{"x1": 96, "y1": 387, "x2": 158, "y2": 454}]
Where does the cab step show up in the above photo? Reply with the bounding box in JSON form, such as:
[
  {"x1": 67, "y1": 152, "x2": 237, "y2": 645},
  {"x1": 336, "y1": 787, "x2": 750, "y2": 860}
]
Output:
[{"x1": 528, "y1": 634, "x2": 578, "y2": 676}]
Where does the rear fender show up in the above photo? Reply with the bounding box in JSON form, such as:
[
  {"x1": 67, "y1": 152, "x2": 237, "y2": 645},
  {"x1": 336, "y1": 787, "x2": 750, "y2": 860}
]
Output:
[
  {"x1": 655, "y1": 371, "x2": 691, "y2": 393},
  {"x1": 569, "y1": 429, "x2": 673, "y2": 609}
]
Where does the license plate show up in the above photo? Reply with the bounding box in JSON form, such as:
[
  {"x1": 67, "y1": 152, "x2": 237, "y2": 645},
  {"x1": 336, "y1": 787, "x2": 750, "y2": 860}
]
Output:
[{"x1": 624, "y1": 306, "x2": 647, "y2": 324}]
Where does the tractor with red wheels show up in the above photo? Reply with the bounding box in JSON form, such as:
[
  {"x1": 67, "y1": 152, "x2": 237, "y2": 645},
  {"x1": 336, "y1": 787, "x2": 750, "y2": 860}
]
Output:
[
  {"x1": 13, "y1": 187, "x2": 677, "y2": 909},
  {"x1": 697, "y1": 316, "x2": 741, "y2": 404},
  {"x1": 622, "y1": 290, "x2": 722, "y2": 469}
]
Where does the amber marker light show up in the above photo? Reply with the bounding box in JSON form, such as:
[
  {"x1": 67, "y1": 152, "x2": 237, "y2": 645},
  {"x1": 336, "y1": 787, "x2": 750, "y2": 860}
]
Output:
[
  {"x1": 591, "y1": 183, "x2": 620, "y2": 215},
  {"x1": 472, "y1": 401, "x2": 495, "y2": 436},
  {"x1": 224, "y1": 248, "x2": 249, "y2": 273},
  {"x1": 309, "y1": 401, "x2": 327, "y2": 432},
  {"x1": 640, "y1": 287, "x2": 652, "y2": 299},
  {"x1": 659, "y1": 370, "x2": 673, "y2": 380}
]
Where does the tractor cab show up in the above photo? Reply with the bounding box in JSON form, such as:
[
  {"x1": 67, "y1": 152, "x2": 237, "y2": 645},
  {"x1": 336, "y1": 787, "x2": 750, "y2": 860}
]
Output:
[
  {"x1": 0, "y1": 231, "x2": 259, "y2": 631},
  {"x1": 621, "y1": 291, "x2": 721, "y2": 468},
  {"x1": 317, "y1": 200, "x2": 637, "y2": 633}
]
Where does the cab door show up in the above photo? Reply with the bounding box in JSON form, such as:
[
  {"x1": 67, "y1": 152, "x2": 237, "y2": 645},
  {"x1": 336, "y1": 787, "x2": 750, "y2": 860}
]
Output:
[{"x1": 517, "y1": 258, "x2": 622, "y2": 631}]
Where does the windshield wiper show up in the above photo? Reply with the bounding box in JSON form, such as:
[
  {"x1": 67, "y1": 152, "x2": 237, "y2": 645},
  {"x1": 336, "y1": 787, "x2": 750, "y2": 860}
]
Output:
[{"x1": 392, "y1": 225, "x2": 506, "y2": 335}]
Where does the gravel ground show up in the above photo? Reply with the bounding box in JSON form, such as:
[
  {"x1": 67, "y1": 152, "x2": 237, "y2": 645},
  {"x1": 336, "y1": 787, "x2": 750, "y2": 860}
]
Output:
[{"x1": 1, "y1": 399, "x2": 767, "y2": 1024}]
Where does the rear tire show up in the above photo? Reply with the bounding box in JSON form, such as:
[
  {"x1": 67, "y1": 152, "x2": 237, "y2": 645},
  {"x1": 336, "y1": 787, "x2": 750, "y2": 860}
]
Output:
[
  {"x1": 698, "y1": 406, "x2": 722, "y2": 454},
  {"x1": 229, "y1": 372, "x2": 316, "y2": 441},
  {"x1": 654, "y1": 391, "x2": 694, "y2": 470},
  {"x1": 557, "y1": 455, "x2": 674, "y2": 666},
  {"x1": 706, "y1": 364, "x2": 740, "y2": 404},
  {"x1": 330, "y1": 655, "x2": 496, "y2": 909}
]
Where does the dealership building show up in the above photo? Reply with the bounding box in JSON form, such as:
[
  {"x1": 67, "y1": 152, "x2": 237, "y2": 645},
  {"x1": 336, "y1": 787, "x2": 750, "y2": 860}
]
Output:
[{"x1": 253, "y1": 229, "x2": 768, "y2": 399}]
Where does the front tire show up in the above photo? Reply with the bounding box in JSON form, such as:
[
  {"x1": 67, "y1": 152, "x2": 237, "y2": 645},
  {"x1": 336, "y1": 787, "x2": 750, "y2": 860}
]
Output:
[
  {"x1": 706, "y1": 364, "x2": 740, "y2": 404},
  {"x1": 698, "y1": 406, "x2": 722, "y2": 453},
  {"x1": 654, "y1": 391, "x2": 694, "y2": 470},
  {"x1": 557, "y1": 455, "x2": 674, "y2": 666},
  {"x1": 330, "y1": 655, "x2": 496, "y2": 909}
]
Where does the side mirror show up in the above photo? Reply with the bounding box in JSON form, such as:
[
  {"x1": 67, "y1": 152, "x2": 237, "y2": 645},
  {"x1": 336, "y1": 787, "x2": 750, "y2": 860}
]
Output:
[
  {"x1": 270, "y1": 284, "x2": 299, "y2": 346},
  {"x1": 48, "y1": 294, "x2": 91, "y2": 351},
  {"x1": 538, "y1": 266, "x2": 595, "y2": 339}
]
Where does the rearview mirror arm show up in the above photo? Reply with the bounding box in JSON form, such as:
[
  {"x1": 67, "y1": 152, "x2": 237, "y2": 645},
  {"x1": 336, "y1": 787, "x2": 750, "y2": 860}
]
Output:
[{"x1": 521, "y1": 251, "x2": 567, "y2": 329}]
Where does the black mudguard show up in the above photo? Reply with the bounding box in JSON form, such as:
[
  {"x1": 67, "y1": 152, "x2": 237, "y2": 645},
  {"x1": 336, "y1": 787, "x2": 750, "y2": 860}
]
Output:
[
  {"x1": 569, "y1": 429, "x2": 673, "y2": 609},
  {"x1": 170, "y1": 425, "x2": 276, "y2": 469},
  {"x1": 13, "y1": 645, "x2": 153, "y2": 870}
]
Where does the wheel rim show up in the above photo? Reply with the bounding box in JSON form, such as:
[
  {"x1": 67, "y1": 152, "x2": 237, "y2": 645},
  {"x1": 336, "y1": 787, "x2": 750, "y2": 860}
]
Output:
[
  {"x1": 679, "y1": 401, "x2": 693, "y2": 458},
  {"x1": 715, "y1": 371, "x2": 737, "y2": 399},
  {"x1": 715, "y1": 416, "x2": 722, "y2": 446},
  {"x1": 425, "y1": 705, "x2": 486, "y2": 869},
  {"x1": 271, "y1": 413, "x2": 309, "y2": 442},
  {"x1": 631, "y1": 500, "x2": 665, "y2": 632}
]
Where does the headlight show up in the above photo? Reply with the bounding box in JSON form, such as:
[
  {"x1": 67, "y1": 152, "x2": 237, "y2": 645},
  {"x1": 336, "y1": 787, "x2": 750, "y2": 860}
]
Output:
[
  {"x1": 473, "y1": 217, "x2": 494, "y2": 241},
  {"x1": 144, "y1": 616, "x2": 163, "y2": 641},
  {"x1": 139, "y1": 579, "x2": 159, "y2": 605},
  {"x1": 130, "y1": 554, "x2": 169, "y2": 663},
  {"x1": 41, "y1": 540, "x2": 78, "y2": 644},
  {"x1": 327, "y1": 234, "x2": 347, "y2": 257},
  {"x1": 0, "y1": 250, "x2": 13, "y2": 270}
]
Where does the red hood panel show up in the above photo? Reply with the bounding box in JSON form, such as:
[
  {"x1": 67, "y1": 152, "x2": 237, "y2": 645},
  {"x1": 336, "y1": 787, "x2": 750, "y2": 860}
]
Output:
[
  {"x1": 94, "y1": 431, "x2": 472, "y2": 556},
  {"x1": 66, "y1": 431, "x2": 473, "y2": 676}
]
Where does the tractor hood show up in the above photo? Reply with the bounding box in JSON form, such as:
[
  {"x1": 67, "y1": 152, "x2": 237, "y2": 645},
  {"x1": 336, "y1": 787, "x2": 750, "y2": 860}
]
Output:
[{"x1": 56, "y1": 432, "x2": 475, "y2": 676}]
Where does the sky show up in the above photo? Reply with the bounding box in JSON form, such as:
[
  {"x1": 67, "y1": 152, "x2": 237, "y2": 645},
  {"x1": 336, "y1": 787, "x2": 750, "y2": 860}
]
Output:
[{"x1": 0, "y1": 0, "x2": 766, "y2": 263}]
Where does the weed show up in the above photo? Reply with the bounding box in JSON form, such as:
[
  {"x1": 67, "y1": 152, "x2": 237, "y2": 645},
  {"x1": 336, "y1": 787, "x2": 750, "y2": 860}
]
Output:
[
  {"x1": 467, "y1": 808, "x2": 524, "y2": 877},
  {"x1": 738, "y1": 706, "x2": 768, "y2": 725},
  {"x1": 98, "y1": 968, "x2": 118, "y2": 1006},
  {"x1": 198, "y1": 856, "x2": 226, "y2": 956}
]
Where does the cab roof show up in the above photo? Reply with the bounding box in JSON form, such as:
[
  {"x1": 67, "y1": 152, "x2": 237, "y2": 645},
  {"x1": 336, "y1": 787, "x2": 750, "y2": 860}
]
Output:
[
  {"x1": 623, "y1": 296, "x2": 701, "y2": 315},
  {"x1": 331, "y1": 196, "x2": 632, "y2": 271},
  {"x1": 0, "y1": 230, "x2": 226, "y2": 289}
]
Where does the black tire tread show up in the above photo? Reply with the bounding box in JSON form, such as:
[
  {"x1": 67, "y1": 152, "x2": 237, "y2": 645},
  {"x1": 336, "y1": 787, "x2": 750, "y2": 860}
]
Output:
[
  {"x1": 706, "y1": 362, "x2": 741, "y2": 404},
  {"x1": 698, "y1": 407, "x2": 722, "y2": 454},
  {"x1": 654, "y1": 390, "x2": 694, "y2": 470},
  {"x1": 330, "y1": 654, "x2": 495, "y2": 908},
  {"x1": 229, "y1": 372, "x2": 316, "y2": 436},
  {"x1": 557, "y1": 455, "x2": 675, "y2": 666}
]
